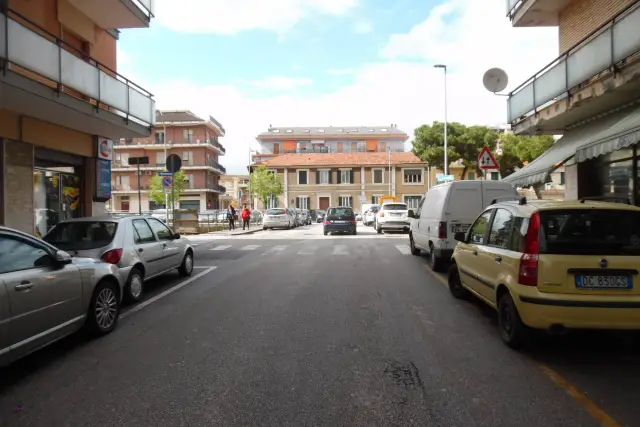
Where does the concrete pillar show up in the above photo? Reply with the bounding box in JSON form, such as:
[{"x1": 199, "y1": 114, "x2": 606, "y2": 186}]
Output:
[{"x1": 284, "y1": 168, "x2": 289, "y2": 207}]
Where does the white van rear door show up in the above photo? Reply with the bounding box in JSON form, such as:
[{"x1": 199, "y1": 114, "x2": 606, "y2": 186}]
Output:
[
  {"x1": 445, "y1": 182, "x2": 483, "y2": 234},
  {"x1": 480, "y1": 181, "x2": 518, "y2": 206}
]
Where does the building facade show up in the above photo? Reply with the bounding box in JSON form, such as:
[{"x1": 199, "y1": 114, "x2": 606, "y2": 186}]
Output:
[
  {"x1": 110, "y1": 110, "x2": 226, "y2": 213},
  {"x1": 252, "y1": 125, "x2": 409, "y2": 164},
  {"x1": 219, "y1": 174, "x2": 251, "y2": 209},
  {"x1": 503, "y1": 0, "x2": 640, "y2": 205},
  {"x1": 0, "y1": 0, "x2": 155, "y2": 236}
]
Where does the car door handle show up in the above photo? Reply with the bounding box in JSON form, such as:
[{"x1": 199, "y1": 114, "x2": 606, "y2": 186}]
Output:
[
  {"x1": 15, "y1": 281, "x2": 34, "y2": 291},
  {"x1": 495, "y1": 256, "x2": 502, "y2": 263},
  {"x1": 138, "y1": 248, "x2": 144, "y2": 253},
  {"x1": 162, "y1": 243, "x2": 167, "y2": 248},
  {"x1": 473, "y1": 250, "x2": 478, "y2": 256}
]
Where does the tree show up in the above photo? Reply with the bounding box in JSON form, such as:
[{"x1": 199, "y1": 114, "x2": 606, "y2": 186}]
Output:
[
  {"x1": 497, "y1": 134, "x2": 555, "y2": 178},
  {"x1": 250, "y1": 165, "x2": 284, "y2": 208},
  {"x1": 149, "y1": 169, "x2": 187, "y2": 207}
]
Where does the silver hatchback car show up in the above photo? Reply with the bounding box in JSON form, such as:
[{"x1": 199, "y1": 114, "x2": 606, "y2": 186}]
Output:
[{"x1": 44, "y1": 216, "x2": 194, "y2": 303}]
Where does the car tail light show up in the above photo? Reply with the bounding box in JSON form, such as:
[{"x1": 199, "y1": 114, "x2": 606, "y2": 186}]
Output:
[
  {"x1": 438, "y1": 221, "x2": 447, "y2": 239},
  {"x1": 324, "y1": 220, "x2": 331, "y2": 225},
  {"x1": 349, "y1": 220, "x2": 356, "y2": 225},
  {"x1": 380, "y1": 212, "x2": 385, "y2": 217},
  {"x1": 519, "y1": 212, "x2": 540, "y2": 286},
  {"x1": 102, "y1": 248, "x2": 123, "y2": 265}
]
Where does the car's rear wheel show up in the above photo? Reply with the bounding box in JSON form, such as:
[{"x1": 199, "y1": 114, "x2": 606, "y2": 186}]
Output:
[
  {"x1": 376, "y1": 223, "x2": 382, "y2": 234},
  {"x1": 447, "y1": 264, "x2": 470, "y2": 299},
  {"x1": 429, "y1": 247, "x2": 443, "y2": 272},
  {"x1": 85, "y1": 280, "x2": 120, "y2": 336},
  {"x1": 178, "y1": 250, "x2": 194, "y2": 277},
  {"x1": 409, "y1": 235, "x2": 421, "y2": 256},
  {"x1": 124, "y1": 267, "x2": 144, "y2": 303},
  {"x1": 498, "y1": 293, "x2": 529, "y2": 349}
]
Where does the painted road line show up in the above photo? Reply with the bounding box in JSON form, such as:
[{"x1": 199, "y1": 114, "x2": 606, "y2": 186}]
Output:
[
  {"x1": 241, "y1": 245, "x2": 261, "y2": 251},
  {"x1": 297, "y1": 246, "x2": 316, "y2": 255},
  {"x1": 332, "y1": 245, "x2": 348, "y2": 255},
  {"x1": 210, "y1": 245, "x2": 232, "y2": 251},
  {"x1": 395, "y1": 244, "x2": 411, "y2": 255},
  {"x1": 121, "y1": 267, "x2": 217, "y2": 319},
  {"x1": 262, "y1": 245, "x2": 289, "y2": 255},
  {"x1": 423, "y1": 264, "x2": 448, "y2": 289}
]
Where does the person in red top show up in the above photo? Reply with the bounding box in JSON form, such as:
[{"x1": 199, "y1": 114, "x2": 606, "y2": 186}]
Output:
[{"x1": 241, "y1": 205, "x2": 251, "y2": 230}]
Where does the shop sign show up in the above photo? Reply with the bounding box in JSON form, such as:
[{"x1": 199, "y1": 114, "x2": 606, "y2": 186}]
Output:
[
  {"x1": 97, "y1": 137, "x2": 114, "y2": 161},
  {"x1": 95, "y1": 158, "x2": 111, "y2": 201}
]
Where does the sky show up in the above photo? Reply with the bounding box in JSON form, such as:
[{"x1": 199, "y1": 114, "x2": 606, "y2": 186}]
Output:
[{"x1": 117, "y1": 0, "x2": 559, "y2": 174}]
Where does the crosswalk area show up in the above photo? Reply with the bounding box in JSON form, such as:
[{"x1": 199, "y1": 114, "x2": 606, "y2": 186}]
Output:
[{"x1": 204, "y1": 243, "x2": 414, "y2": 256}]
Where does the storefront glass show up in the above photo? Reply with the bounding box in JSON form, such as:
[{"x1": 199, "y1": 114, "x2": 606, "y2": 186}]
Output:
[
  {"x1": 33, "y1": 166, "x2": 82, "y2": 238},
  {"x1": 595, "y1": 147, "x2": 636, "y2": 205}
]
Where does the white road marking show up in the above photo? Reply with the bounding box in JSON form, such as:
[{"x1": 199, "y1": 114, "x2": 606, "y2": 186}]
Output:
[
  {"x1": 297, "y1": 246, "x2": 317, "y2": 255},
  {"x1": 332, "y1": 245, "x2": 348, "y2": 255},
  {"x1": 395, "y1": 244, "x2": 411, "y2": 255},
  {"x1": 262, "y1": 245, "x2": 289, "y2": 255},
  {"x1": 241, "y1": 245, "x2": 261, "y2": 250},
  {"x1": 210, "y1": 245, "x2": 232, "y2": 251},
  {"x1": 121, "y1": 267, "x2": 217, "y2": 319}
]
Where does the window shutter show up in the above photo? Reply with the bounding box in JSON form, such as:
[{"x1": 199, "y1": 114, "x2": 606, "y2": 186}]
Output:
[
  {"x1": 328, "y1": 170, "x2": 333, "y2": 184},
  {"x1": 349, "y1": 196, "x2": 353, "y2": 207},
  {"x1": 350, "y1": 170, "x2": 354, "y2": 184},
  {"x1": 316, "y1": 170, "x2": 320, "y2": 184},
  {"x1": 296, "y1": 197, "x2": 300, "y2": 208}
]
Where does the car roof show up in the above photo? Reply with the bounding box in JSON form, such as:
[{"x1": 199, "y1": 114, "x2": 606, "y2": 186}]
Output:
[
  {"x1": 489, "y1": 199, "x2": 640, "y2": 216},
  {"x1": 328, "y1": 206, "x2": 353, "y2": 209}
]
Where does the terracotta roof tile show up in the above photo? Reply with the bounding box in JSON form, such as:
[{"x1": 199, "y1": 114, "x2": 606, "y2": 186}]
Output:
[{"x1": 258, "y1": 152, "x2": 426, "y2": 167}]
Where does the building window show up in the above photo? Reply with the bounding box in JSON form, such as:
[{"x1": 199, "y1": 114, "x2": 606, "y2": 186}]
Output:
[
  {"x1": 155, "y1": 131, "x2": 165, "y2": 145},
  {"x1": 298, "y1": 170, "x2": 308, "y2": 185},
  {"x1": 404, "y1": 195, "x2": 422, "y2": 209},
  {"x1": 317, "y1": 169, "x2": 331, "y2": 184},
  {"x1": 467, "y1": 172, "x2": 476, "y2": 180},
  {"x1": 183, "y1": 129, "x2": 194, "y2": 143},
  {"x1": 339, "y1": 196, "x2": 353, "y2": 207},
  {"x1": 183, "y1": 151, "x2": 194, "y2": 166},
  {"x1": 491, "y1": 172, "x2": 500, "y2": 181},
  {"x1": 339, "y1": 169, "x2": 353, "y2": 184},
  {"x1": 296, "y1": 196, "x2": 310, "y2": 209},
  {"x1": 371, "y1": 195, "x2": 383, "y2": 204},
  {"x1": 378, "y1": 142, "x2": 386, "y2": 152},
  {"x1": 404, "y1": 169, "x2": 423, "y2": 184},
  {"x1": 342, "y1": 143, "x2": 352, "y2": 153},
  {"x1": 373, "y1": 168, "x2": 384, "y2": 184},
  {"x1": 120, "y1": 153, "x2": 130, "y2": 165},
  {"x1": 357, "y1": 141, "x2": 366, "y2": 152},
  {"x1": 560, "y1": 172, "x2": 565, "y2": 185},
  {"x1": 156, "y1": 152, "x2": 165, "y2": 167},
  {"x1": 267, "y1": 196, "x2": 279, "y2": 209},
  {"x1": 186, "y1": 174, "x2": 195, "y2": 189}
]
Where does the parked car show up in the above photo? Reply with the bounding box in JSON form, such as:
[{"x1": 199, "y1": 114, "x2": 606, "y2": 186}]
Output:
[
  {"x1": 263, "y1": 208, "x2": 292, "y2": 229},
  {"x1": 315, "y1": 210, "x2": 327, "y2": 223},
  {"x1": 448, "y1": 198, "x2": 640, "y2": 348},
  {"x1": 409, "y1": 180, "x2": 517, "y2": 271},
  {"x1": 375, "y1": 202, "x2": 410, "y2": 234},
  {"x1": 364, "y1": 205, "x2": 380, "y2": 226},
  {"x1": 299, "y1": 209, "x2": 310, "y2": 225},
  {"x1": 323, "y1": 206, "x2": 357, "y2": 235},
  {"x1": 0, "y1": 226, "x2": 123, "y2": 367},
  {"x1": 43, "y1": 216, "x2": 194, "y2": 303}
]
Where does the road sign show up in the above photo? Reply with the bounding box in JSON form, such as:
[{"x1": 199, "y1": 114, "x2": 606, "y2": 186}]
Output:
[
  {"x1": 162, "y1": 176, "x2": 173, "y2": 189},
  {"x1": 360, "y1": 195, "x2": 367, "y2": 202},
  {"x1": 437, "y1": 174, "x2": 455, "y2": 182},
  {"x1": 158, "y1": 171, "x2": 173, "y2": 177},
  {"x1": 166, "y1": 154, "x2": 182, "y2": 173},
  {"x1": 128, "y1": 156, "x2": 149, "y2": 165},
  {"x1": 478, "y1": 145, "x2": 499, "y2": 169}
]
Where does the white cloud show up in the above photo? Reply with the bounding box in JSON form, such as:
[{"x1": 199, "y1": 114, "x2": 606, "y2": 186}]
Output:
[
  {"x1": 152, "y1": 0, "x2": 358, "y2": 35},
  {"x1": 354, "y1": 21, "x2": 373, "y2": 34},
  {"x1": 120, "y1": 0, "x2": 559, "y2": 175}
]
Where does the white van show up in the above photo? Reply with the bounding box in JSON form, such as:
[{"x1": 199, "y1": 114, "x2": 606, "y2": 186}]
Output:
[{"x1": 408, "y1": 180, "x2": 517, "y2": 271}]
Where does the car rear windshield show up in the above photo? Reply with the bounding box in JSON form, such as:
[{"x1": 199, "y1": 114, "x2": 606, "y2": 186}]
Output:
[
  {"x1": 267, "y1": 209, "x2": 286, "y2": 215},
  {"x1": 539, "y1": 209, "x2": 640, "y2": 255},
  {"x1": 327, "y1": 208, "x2": 354, "y2": 219},
  {"x1": 44, "y1": 221, "x2": 118, "y2": 251},
  {"x1": 383, "y1": 204, "x2": 407, "y2": 210}
]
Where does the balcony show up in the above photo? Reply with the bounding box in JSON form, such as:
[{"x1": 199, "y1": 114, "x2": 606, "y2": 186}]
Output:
[
  {"x1": 208, "y1": 161, "x2": 226, "y2": 174},
  {"x1": 211, "y1": 184, "x2": 226, "y2": 194},
  {"x1": 66, "y1": 0, "x2": 154, "y2": 29},
  {"x1": 114, "y1": 138, "x2": 226, "y2": 154},
  {"x1": 506, "y1": 0, "x2": 571, "y2": 27},
  {"x1": 112, "y1": 184, "x2": 150, "y2": 192},
  {"x1": 507, "y1": 2, "x2": 640, "y2": 134},
  {"x1": 0, "y1": 10, "x2": 155, "y2": 138}
]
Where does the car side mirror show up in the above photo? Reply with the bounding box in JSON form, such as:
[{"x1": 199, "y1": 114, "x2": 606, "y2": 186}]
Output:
[
  {"x1": 454, "y1": 232, "x2": 466, "y2": 243},
  {"x1": 54, "y1": 250, "x2": 73, "y2": 265},
  {"x1": 408, "y1": 210, "x2": 415, "y2": 218},
  {"x1": 172, "y1": 232, "x2": 181, "y2": 239}
]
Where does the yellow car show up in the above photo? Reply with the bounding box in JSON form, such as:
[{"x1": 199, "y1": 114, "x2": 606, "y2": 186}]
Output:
[{"x1": 448, "y1": 197, "x2": 640, "y2": 348}]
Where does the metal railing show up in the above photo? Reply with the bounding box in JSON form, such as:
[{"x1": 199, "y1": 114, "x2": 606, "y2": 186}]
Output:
[
  {"x1": 1, "y1": 9, "x2": 156, "y2": 127},
  {"x1": 506, "y1": 0, "x2": 524, "y2": 18},
  {"x1": 507, "y1": 1, "x2": 640, "y2": 123}
]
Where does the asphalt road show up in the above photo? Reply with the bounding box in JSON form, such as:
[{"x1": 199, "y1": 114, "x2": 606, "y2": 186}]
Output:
[{"x1": 0, "y1": 223, "x2": 638, "y2": 426}]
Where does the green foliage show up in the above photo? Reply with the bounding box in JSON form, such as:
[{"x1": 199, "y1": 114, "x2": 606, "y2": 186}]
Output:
[
  {"x1": 149, "y1": 169, "x2": 187, "y2": 206},
  {"x1": 499, "y1": 134, "x2": 555, "y2": 178},
  {"x1": 250, "y1": 165, "x2": 284, "y2": 208}
]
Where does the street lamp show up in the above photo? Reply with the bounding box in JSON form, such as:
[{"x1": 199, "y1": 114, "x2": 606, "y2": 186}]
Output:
[{"x1": 434, "y1": 64, "x2": 449, "y2": 176}]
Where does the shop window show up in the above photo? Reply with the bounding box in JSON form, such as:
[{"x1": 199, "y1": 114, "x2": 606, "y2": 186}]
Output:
[
  {"x1": 599, "y1": 159, "x2": 633, "y2": 202},
  {"x1": 560, "y1": 172, "x2": 566, "y2": 185}
]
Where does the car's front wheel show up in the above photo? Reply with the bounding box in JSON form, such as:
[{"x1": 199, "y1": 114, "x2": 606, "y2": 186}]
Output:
[
  {"x1": 178, "y1": 250, "x2": 194, "y2": 277},
  {"x1": 85, "y1": 280, "x2": 120, "y2": 336},
  {"x1": 447, "y1": 264, "x2": 470, "y2": 299}
]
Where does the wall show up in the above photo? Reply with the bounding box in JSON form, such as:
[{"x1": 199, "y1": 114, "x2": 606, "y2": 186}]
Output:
[
  {"x1": 558, "y1": 0, "x2": 635, "y2": 53},
  {"x1": 3, "y1": 140, "x2": 34, "y2": 233}
]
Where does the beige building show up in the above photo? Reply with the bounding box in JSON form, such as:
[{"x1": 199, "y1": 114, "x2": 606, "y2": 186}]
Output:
[
  {"x1": 504, "y1": 0, "x2": 640, "y2": 205},
  {"x1": 1, "y1": 0, "x2": 154, "y2": 236},
  {"x1": 219, "y1": 174, "x2": 251, "y2": 209}
]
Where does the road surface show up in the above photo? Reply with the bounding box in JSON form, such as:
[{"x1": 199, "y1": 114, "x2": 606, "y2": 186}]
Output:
[{"x1": 0, "y1": 223, "x2": 638, "y2": 426}]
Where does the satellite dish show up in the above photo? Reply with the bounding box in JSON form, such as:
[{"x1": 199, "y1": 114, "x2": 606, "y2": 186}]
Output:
[{"x1": 483, "y1": 68, "x2": 509, "y2": 93}]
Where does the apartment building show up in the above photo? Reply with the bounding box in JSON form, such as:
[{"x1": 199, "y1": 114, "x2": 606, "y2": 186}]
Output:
[
  {"x1": 110, "y1": 110, "x2": 226, "y2": 213},
  {"x1": 251, "y1": 152, "x2": 432, "y2": 212},
  {"x1": 503, "y1": 0, "x2": 640, "y2": 204},
  {"x1": 0, "y1": 0, "x2": 155, "y2": 236},
  {"x1": 252, "y1": 125, "x2": 409, "y2": 164},
  {"x1": 219, "y1": 174, "x2": 251, "y2": 209}
]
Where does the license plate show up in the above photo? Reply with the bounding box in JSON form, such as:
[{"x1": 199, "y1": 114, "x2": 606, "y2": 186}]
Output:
[
  {"x1": 390, "y1": 213, "x2": 401, "y2": 216},
  {"x1": 575, "y1": 275, "x2": 633, "y2": 289},
  {"x1": 334, "y1": 220, "x2": 346, "y2": 224},
  {"x1": 452, "y1": 225, "x2": 469, "y2": 233}
]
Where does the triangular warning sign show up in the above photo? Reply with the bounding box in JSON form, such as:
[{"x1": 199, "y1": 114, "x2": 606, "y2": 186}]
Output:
[{"x1": 477, "y1": 145, "x2": 499, "y2": 169}]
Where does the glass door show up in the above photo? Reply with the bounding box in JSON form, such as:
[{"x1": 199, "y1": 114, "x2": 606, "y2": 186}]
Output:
[{"x1": 33, "y1": 169, "x2": 82, "y2": 238}]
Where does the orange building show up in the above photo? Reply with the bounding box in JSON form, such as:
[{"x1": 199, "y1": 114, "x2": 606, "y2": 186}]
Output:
[{"x1": 0, "y1": 0, "x2": 154, "y2": 235}]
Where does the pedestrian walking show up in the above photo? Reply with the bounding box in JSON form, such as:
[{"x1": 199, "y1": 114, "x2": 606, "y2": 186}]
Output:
[
  {"x1": 227, "y1": 205, "x2": 236, "y2": 231},
  {"x1": 241, "y1": 205, "x2": 251, "y2": 230}
]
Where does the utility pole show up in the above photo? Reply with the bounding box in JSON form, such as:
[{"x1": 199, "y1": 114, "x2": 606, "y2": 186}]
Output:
[
  {"x1": 434, "y1": 64, "x2": 449, "y2": 175},
  {"x1": 388, "y1": 146, "x2": 391, "y2": 196}
]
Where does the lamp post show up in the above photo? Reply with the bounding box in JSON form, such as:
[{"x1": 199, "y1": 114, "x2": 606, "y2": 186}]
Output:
[{"x1": 434, "y1": 64, "x2": 449, "y2": 176}]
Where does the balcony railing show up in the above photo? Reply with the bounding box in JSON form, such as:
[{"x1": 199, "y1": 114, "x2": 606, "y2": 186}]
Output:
[
  {"x1": 208, "y1": 161, "x2": 226, "y2": 173},
  {"x1": 506, "y1": 0, "x2": 523, "y2": 17},
  {"x1": 0, "y1": 9, "x2": 155, "y2": 127},
  {"x1": 212, "y1": 184, "x2": 226, "y2": 193},
  {"x1": 112, "y1": 184, "x2": 150, "y2": 191},
  {"x1": 507, "y1": 1, "x2": 640, "y2": 124}
]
